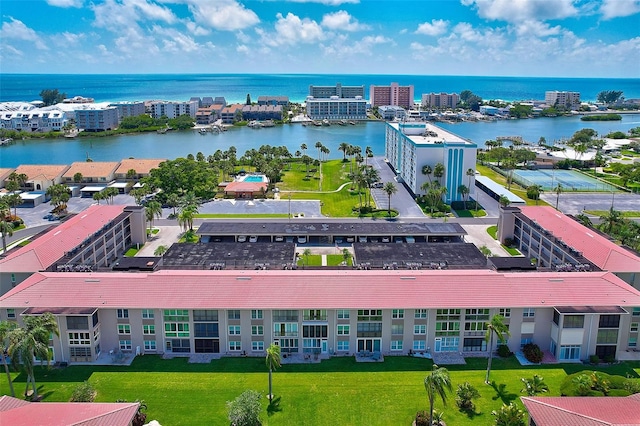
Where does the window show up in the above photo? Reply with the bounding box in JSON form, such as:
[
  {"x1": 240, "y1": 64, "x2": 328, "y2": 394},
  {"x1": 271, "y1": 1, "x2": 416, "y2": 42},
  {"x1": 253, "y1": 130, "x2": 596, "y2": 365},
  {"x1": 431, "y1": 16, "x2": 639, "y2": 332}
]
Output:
[
  {"x1": 599, "y1": 315, "x2": 620, "y2": 328},
  {"x1": 413, "y1": 340, "x2": 426, "y2": 351},
  {"x1": 144, "y1": 340, "x2": 156, "y2": 351},
  {"x1": 251, "y1": 325, "x2": 264, "y2": 336},
  {"x1": 303, "y1": 325, "x2": 327, "y2": 338},
  {"x1": 357, "y1": 322, "x2": 382, "y2": 336},
  {"x1": 252, "y1": 341, "x2": 264, "y2": 351},
  {"x1": 553, "y1": 310, "x2": 560, "y2": 326},
  {"x1": 229, "y1": 325, "x2": 241, "y2": 335},
  {"x1": 499, "y1": 308, "x2": 511, "y2": 318},
  {"x1": 463, "y1": 338, "x2": 487, "y2": 352},
  {"x1": 303, "y1": 310, "x2": 327, "y2": 321},
  {"x1": 141, "y1": 309, "x2": 154, "y2": 319},
  {"x1": 629, "y1": 337, "x2": 637, "y2": 348},
  {"x1": 120, "y1": 340, "x2": 132, "y2": 350},
  {"x1": 10, "y1": 274, "x2": 15, "y2": 284},
  {"x1": 465, "y1": 309, "x2": 489, "y2": 320},
  {"x1": 194, "y1": 323, "x2": 218, "y2": 338},
  {"x1": 164, "y1": 323, "x2": 189, "y2": 337},
  {"x1": 520, "y1": 336, "x2": 533, "y2": 348},
  {"x1": 92, "y1": 312, "x2": 99, "y2": 328},
  {"x1": 337, "y1": 310, "x2": 350, "y2": 319},
  {"x1": 337, "y1": 325, "x2": 350, "y2": 335},
  {"x1": 631, "y1": 323, "x2": 639, "y2": 333},
  {"x1": 7, "y1": 309, "x2": 15, "y2": 319},
  {"x1": 415, "y1": 309, "x2": 428, "y2": 319},
  {"x1": 597, "y1": 329, "x2": 618, "y2": 344},
  {"x1": 229, "y1": 341, "x2": 241, "y2": 351},
  {"x1": 70, "y1": 347, "x2": 91, "y2": 357},
  {"x1": 435, "y1": 321, "x2": 460, "y2": 337},
  {"x1": 66, "y1": 316, "x2": 89, "y2": 330},
  {"x1": 436, "y1": 309, "x2": 461, "y2": 320},
  {"x1": 337, "y1": 340, "x2": 350, "y2": 351},
  {"x1": 559, "y1": 345, "x2": 581, "y2": 360},
  {"x1": 391, "y1": 324, "x2": 404, "y2": 335},
  {"x1": 193, "y1": 310, "x2": 218, "y2": 322},
  {"x1": 414, "y1": 325, "x2": 426, "y2": 335},
  {"x1": 274, "y1": 322, "x2": 298, "y2": 337},
  {"x1": 633, "y1": 308, "x2": 640, "y2": 317},
  {"x1": 272, "y1": 310, "x2": 298, "y2": 321},
  {"x1": 523, "y1": 308, "x2": 535, "y2": 318},
  {"x1": 465, "y1": 322, "x2": 487, "y2": 332},
  {"x1": 117, "y1": 309, "x2": 129, "y2": 319},
  {"x1": 563, "y1": 315, "x2": 584, "y2": 329},
  {"x1": 251, "y1": 310, "x2": 263, "y2": 320},
  {"x1": 391, "y1": 340, "x2": 403, "y2": 351},
  {"x1": 357, "y1": 310, "x2": 382, "y2": 321},
  {"x1": 164, "y1": 310, "x2": 189, "y2": 322},
  {"x1": 117, "y1": 324, "x2": 131, "y2": 335},
  {"x1": 143, "y1": 325, "x2": 155, "y2": 335},
  {"x1": 68, "y1": 332, "x2": 90, "y2": 345},
  {"x1": 392, "y1": 309, "x2": 404, "y2": 319}
]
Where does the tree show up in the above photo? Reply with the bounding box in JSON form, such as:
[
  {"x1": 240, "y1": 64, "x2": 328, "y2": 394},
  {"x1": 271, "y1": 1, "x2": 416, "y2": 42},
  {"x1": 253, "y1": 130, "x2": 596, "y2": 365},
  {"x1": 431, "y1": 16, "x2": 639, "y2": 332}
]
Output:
[
  {"x1": 93, "y1": 191, "x2": 104, "y2": 204},
  {"x1": 424, "y1": 364, "x2": 452, "y2": 426},
  {"x1": 599, "y1": 207, "x2": 623, "y2": 234},
  {"x1": 302, "y1": 248, "x2": 311, "y2": 266},
  {"x1": 301, "y1": 155, "x2": 313, "y2": 177},
  {"x1": 46, "y1": 184, "x2": 71, "y2": 211},
  {"x1": 553, "y1": 183, "x2": 563, "y2": 210},
  {"x1": 73, "y1": 172, "x2": 83, "y2": 184},
  {"x1": 485, "y1": 314, "x2": 511, "y2": 383},
  {"x1": 227, "y1": 390, "x2": 262, "y2": 426},
  {"x1": 498, "y1": 195, "x2": 511, "y2": 208},
  {"x1": 8, "y1": 312, "x2": 59, "y2": 398},
  {"x1": 383, "y1": 182, "x2": 397, "y2": 217},
  {"x1": 433, "y1": 163, "x2": 445, "y2": 184},
  {"x1": 0, "y1": 321, "x2": 17, "y2": 396},
  {"x1": 0, "y1": 221, "x2": 14, "y2": 254},
  {"x1": 178, "y1": 205, "x2": 197, "y2": 232},
  {"x1": 458, "y1": 184, "x2": 469, "y2": 209},
  {"x1": 265, "y1": 343, "x2": 281, "y2": 402},
  {"x1": 492, "y1": 403, "x2": 526, "y2": 426},
  {"x1": 339, "y1": 142, "x2": 350, "y2": 162},
  {"x1": 126, "y1": 169, "x2": 138, "y2": 180},
  {"x1": 39, "y1": 89, "x2": 66, "y2": 106},
  {"x1": 526, "y1": 185, "x2": 542, "y2": 204},
  {"x1": 597, "y1": 90, "x2": 623, "y2": 104},
  {"x1": 455, "y1": 382, "x2": 480, "y2": 411},
  {"x1": 422, "y1": 165, "x2": 433, "y2": 186},
  {"x1": 145, "y1": 200, "x2": 162, "y2": 233},
  {"x1": 154, "y1": 245, "x2": 168, "y2": 256},
  {"x1": 341, "y1": 248, "x2": 352, "y2": 265},
  {"x1": 520, "y1": 375, "x2": 549, "y2": 396},
  {"x1": 70, "y1": 381, "x2": 97, "y2": 402},
  {"x1": 246, "y1": 93, "x2": 252, "y2": 105},
  {"x1": 466, "y1": 168, "x2": 475, "y2": 192}
]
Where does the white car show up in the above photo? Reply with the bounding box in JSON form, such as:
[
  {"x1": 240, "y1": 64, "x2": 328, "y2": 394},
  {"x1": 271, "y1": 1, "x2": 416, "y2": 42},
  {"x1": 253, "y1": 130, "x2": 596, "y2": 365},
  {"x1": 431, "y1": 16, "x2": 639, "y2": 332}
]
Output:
[
  {"x1": 381, "y1": 237, "x2": 390, "y2": 243},
  {"x1": 237, "y1": 235, "x2": 247, "y2": 243},
  {"x1": 275, "y1": 236, "x2": 284, "y2": 242},
  {"x1": 249, "y1": 236, "x2": 258, "y2": 243},
  {"x1": 297, "y1": 236, "x2": 307, "y2": 244}
]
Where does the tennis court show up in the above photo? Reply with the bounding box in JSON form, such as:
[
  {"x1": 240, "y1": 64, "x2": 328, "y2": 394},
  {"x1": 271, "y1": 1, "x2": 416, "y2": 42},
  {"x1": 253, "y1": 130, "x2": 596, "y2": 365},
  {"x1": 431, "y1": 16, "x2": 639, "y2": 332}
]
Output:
[{"x1": 512, "y1": 169, "x2": 618, "y2": 192}]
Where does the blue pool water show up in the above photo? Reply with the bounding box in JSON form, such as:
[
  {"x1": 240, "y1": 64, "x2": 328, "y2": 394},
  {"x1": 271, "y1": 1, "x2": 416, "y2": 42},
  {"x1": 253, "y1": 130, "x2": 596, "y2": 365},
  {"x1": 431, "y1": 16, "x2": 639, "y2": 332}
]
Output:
[{"x1": 243, "y1": 175, "x2": 264, "y2": 182}]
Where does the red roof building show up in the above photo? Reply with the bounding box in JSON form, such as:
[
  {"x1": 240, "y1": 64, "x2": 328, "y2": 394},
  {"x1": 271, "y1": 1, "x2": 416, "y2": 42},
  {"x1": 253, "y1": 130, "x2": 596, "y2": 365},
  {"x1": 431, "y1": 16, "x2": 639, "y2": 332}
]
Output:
[
  {"x1": 0, "y1": 395, "x2": 140, "y2": 426},
  {"x1": 521, "y1": 394, "x2": 640, "y2": 426}
]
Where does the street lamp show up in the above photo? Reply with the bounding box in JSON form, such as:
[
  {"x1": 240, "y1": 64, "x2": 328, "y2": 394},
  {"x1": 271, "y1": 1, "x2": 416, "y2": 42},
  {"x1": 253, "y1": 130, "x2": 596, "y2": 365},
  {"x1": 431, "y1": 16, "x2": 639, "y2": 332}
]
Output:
[{"x1": 288, "y1": 193, "x2": 292, "y2": 222}]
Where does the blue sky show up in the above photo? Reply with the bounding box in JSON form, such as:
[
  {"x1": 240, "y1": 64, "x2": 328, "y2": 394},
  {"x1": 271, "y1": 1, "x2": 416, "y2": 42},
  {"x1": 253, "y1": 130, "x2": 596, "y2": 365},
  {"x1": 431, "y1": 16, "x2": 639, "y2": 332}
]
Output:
[{"x1": 1, "y1": 0, "x2": 639, "y2": 77}]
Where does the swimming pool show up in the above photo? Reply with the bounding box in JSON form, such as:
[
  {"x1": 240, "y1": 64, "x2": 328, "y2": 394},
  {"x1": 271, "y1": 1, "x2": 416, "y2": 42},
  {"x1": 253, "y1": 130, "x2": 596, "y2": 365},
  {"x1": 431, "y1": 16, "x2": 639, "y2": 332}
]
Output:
[{"x1": 242, "y1": 175, "x2": 265, "y2": 182}]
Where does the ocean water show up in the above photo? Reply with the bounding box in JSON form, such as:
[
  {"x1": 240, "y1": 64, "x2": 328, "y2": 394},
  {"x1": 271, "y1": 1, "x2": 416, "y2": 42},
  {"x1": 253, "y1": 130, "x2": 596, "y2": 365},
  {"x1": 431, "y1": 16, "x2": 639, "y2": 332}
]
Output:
[{"x1": 1, "y1": 74, "x2": 639, "y2": 104}]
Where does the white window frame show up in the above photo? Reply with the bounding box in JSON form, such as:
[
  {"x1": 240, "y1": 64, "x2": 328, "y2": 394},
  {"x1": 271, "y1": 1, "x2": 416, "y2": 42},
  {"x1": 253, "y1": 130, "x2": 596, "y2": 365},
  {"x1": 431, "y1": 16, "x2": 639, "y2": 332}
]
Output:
[
  {"x1": 141, "y1": 309, "x2": 155, "y2": 319},
  {"x1": 251, "y1": 310, "x2": 263, "y2": 320},
  {"x1": 391, "y1": 340, "x2": 403, "y2": 351},
  {"x1": 144, "y1": 340, "x2": 156, "y2": 351},
  {"x1": 119, "y1": 340, "x2": 132, "y2": 350},
  {"x1": 414, "y1": 324, "x2": 426, "y2": 335},
  {"x1": 337, "y1": 325, "x2": 350, "y2": 335},
  {"x1": 251, "y1": 325, "x2": 264, "y2": 336},
  {"x1": 229, "y1": 325, "x2": 241, "y2": 335},
  {"x1": 392, "y1": 309, "x2": 404, "y2": 319},
  {"x1": 337, "y1": 309, "x2": 350, "y2": 319},
  {"x1": 337, "y1": 340, "x2": 349, "y2": 351},
  {"x1": 499, "y1": 308, "x2": 511, "y2": 318},
  {"x1": 413, "y1": 340, "x2": 426, "y2": 351},
  {"x1": 117, "y1": 324, "x2": 131, "y2": 335},
  {"x1": 252, "y1": 341, "x2": 264, "y2": 351},
  {"x1": 143, "y1": 325, "x2": 155, "y2": 335},
  {"x1": 414, "y1": 309, "x2": 428, "y2": 319},
  {"x1": 117, "y1": 309, "x2": 129, "y2": 319},
  {"x1": 523, "y1": 308, "x2": 536, "y2": 318},
  {"x1": 229, "y1": 341, "x2": 241, "y2": 351}
]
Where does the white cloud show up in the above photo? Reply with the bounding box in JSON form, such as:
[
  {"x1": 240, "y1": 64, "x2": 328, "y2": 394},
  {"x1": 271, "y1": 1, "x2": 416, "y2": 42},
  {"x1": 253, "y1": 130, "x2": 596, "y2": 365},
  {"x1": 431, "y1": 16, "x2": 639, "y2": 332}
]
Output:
[
  {"x1": 263, "y1": 12, "x2": 325, "y2": 46},
  {"x1": 236, "y1": 44, "x2": 249, "y2": 54},
  {"x1": 132, "y1": 0, "x2": 177, "y2": 24},
  {"x1": 113, "y1": 26, "x2": 159, "y2": 56},
  {"x1": 320, "y1": 33, "x2": 391, "y2": 58},
  {"x1": 461, "y1": 0, "x2": 579, "y2": 22},
  {"x1": 189, "y1": 1, "x2": 259, "y2": 31},
  {"x1": 288, "y1": 0, "x2": 359, "y2": 5},
  {"x1": 92, "y1": 0, "x2": 177, "y2": 30},
  {"x1": 153, "y1": 27, "x2": 201, "y2": 53},
  {"x1": 513, "y1": 20, "x2": 562, "y2": 37},
  {"x1": 45, "y1": 0, "x2": 83, "y2": 7},
  {"x1": 185, "y1": 21, "x2": 210, "y2": 36},
  {"x1": 415, "y1": 19, "x2": 449, "y2": 36},
  {"x1": 0, "y1": 18, "x2": 48, "y2": 50},
  {"x1": 321, "y1": 10, "x2": 369, "y2": 31},
  {"x1": 600, "y1": 0, "x2": 640, "y2": 19},
  {"x1": 0, "y1": 44, "x2": 24, "y2": 57}
]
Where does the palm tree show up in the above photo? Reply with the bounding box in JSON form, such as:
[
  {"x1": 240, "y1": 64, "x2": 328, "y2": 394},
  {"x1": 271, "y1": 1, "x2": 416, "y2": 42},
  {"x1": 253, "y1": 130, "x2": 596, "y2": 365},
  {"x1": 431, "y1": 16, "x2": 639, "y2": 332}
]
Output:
[
  {"x1": 8, "y1": 312, "x2": 59, "y2": 398},
  {"x1": 363, "y1": 167, "x2": 380, "y2": 207},
  {"x1": 338, "y1": 142, "x2": 350, "y2": 162},
  {"x1": 503, "y1": 157, "x2": 517, "y2": 190},
  {"x1": 424, "y1": 364, "x2": 452, "y2": 426},
  {"x1": 498, "y1": 195, "x2": 511, "y2": 208},
  {"x1": 178, "y1": 207, "x2": 196, "y2": 232},
  {"x1": 520, "y1": 374, "x2": 549, "y2": 396},
  {"x1": 485, "y1": 314, "x2": 511, "y2": 383},
  {"x1": 527, "y1": 184, "x2": 543, "y2": 205},
  {"x1": 154, "y1": 245, "x2": 168, "y2": 256},
  {"x1": 466, "y1": 168, "x2": 475, "y2": 189},
  {"x1": 458, "y1": 184, "x2": 469, "y2": 209},
  {"x1": 315, "y1": 141, "x2": 323, "y2": 164},
  {"x1": 422, "y1": 165, "x2": 433, "y2": 186},
  {"x1": 73, "y1": 172, "x2": 83, "y2": 184},
  {"x1": 300, "y1": 143, "x2": 307, "y2": 157},
  {"x1": 365, "y1": 146, "x2": 373, "y2": 166},
  {"x1": 0, "y1": 221, "x2": 14, "y2": 253},
  {"x1": 599, "y1": 207, "x2": 623, "y2": 234},
  {"x1": 433, "y1": 162, "x2": 445, "y2": 185},
  {"x1": 145, "y1": 200, "x2": 162, "y2": 234},
  {"x1": 0, "y1": 321, "x2": 17, "y2": 396},
  {"x1": 553, "y1": 183, "x2": 563, "y2": 210},
  {"x1": 383, "y1": 182, "x2": 397, "y2": 217},
  {"x1": 302, "y1": 248, "x2": 311, "y2": 266},
  {"x1": 265, "y1": 343, "x2": 281, "y2": 402}
]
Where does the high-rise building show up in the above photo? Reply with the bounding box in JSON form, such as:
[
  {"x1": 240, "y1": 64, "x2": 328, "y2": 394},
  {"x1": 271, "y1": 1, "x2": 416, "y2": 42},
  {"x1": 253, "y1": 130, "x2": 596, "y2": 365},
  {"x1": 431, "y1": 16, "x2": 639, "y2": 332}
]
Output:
[{"x1": 370, "y1": 83, "x2": 414, "y2": 109}]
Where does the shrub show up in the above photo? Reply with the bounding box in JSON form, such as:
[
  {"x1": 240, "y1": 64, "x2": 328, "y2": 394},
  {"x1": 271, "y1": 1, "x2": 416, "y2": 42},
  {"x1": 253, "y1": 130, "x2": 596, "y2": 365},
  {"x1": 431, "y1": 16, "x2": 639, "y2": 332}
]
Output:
[
  {"x1": 455, "y1": 382, "x2": 480, "y2": 411},
  {"x1": 522, "y1": 343, "x2": 543, "y2": 363},
  {"x1": 414, "y1": 410, "x2": 430, "y2": 426},
  {"x1": 589, "y1": 354, "x2": 600, "y2": 364},
  {"x1": 624, "y1": 378, "x2": 640, "y2": 394},
  {"x1": 561, "y1": 371, "x2": 632, "y2": 397},
  {"x1": 497, "y1": 344, "x2": 512, "y2": 358},
  {"x1": 603, "y1": 354, "x2": 616, "y2": 364},
  {"x1": 492, "y1": 403, "x2": 526, "y2": 426},
  {"x1": 70, "y1": 381, "x2": 96, "y2": 402}
]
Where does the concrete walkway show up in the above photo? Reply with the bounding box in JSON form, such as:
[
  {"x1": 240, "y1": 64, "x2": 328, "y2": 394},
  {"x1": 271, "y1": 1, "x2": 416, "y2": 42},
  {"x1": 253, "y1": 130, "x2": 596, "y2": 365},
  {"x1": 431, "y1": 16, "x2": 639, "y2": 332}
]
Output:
[
  {"x1": 461, "y1": 224, "x2": 510, "y2": 257},
  {"x1": 136, "y1": 226, "x2": 183, "y2": 256}
]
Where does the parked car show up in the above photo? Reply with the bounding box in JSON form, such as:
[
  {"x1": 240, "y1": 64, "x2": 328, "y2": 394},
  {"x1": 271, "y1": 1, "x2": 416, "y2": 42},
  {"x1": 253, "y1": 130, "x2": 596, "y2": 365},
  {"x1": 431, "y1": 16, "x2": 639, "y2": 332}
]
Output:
[
  {"x1": 249, "y1": 236, "x2": 258, "y2": 243},
  {"x1": 381, "y1": 237, "x2": 390, "y2": 243},
  {"x1": 275, "y1": 236, "x2": 284, "y2": 242},
  {"x1": 237, "y1": 235, "x2": 247, "y2": 243},
  {"x1": 297, "y1": 236, "x2": 307, "y2": 244}
]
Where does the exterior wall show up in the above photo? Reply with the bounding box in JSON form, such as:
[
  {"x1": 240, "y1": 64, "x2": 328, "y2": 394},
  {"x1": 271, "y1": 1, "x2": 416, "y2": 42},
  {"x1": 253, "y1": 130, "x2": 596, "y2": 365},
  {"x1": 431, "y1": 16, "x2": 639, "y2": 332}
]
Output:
[
  {"x1": 422, "y1": 93, "x2": 459, "y2": 109},
  {"x1": 544, "y1": 91, "x2": 580, "y2": 109},
  {"x1": 76, "y1": 107, "x2": 119, "y2": 131},
  {"x1": 241, "y1": 105, "x2": 283, "y2": 120},
  {"x1": 306, "y1": 97, "x2": 367, "y2": 120},
  {"x1": 370, "y1": 83, "x2": 414, "y2": 109},
  {"x1": 5, "y1": 306, "x2": 632, "y2": 364},
  {"x1": 110, "y1": 102, "x2": 145, "y2": 119},
  {"x1": 0, "y1": 109, "x2": 68, "y2": 133},
  {"x1": 0, "y1": 272, "x2": 31, "y2": 297},
  {"x1": 150, "y1": 101, "x2": 199, "y2": 119},
  {"x1": 309, "y1": 84, "x2": 364, "y2": 99}
]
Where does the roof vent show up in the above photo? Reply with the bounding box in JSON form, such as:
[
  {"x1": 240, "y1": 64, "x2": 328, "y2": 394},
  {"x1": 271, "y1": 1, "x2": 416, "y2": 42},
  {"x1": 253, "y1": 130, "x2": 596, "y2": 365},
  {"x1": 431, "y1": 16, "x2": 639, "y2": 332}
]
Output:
[
  {"x1": 236, "y1": 277, "x2": 252, "y2": 281},
  {"x1": 400, "y1": 276, "x2": 416, "y2": 280},
  {"x1": 548, "y1": 278, "x2": 563, "y2": 282},
  {"x1": 85, "y1": 279, "x2": 100, "y2": 283}
]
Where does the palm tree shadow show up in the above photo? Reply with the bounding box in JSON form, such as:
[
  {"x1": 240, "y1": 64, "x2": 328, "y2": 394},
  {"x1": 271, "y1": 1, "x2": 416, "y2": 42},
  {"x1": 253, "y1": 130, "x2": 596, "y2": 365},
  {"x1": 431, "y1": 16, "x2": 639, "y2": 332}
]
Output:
[
  {"x1": 489, "y1": 381, "x2": 517, "y2": 404},
  {"x1": 267, "y1": 396, "x2": 282, "y2": 416}
]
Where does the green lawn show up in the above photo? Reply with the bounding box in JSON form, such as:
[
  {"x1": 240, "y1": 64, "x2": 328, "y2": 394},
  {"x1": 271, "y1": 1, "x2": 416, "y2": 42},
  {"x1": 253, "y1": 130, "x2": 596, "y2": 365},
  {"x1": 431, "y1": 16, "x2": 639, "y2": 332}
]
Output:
[
  {"x1": 297, "y1": 254, "x2": 322, "y2": 266},
  {"x1": 3, "y1": 356, "x2": 638, "y2": 426},
  {"x1": 195, "y1": 214, "x2": 290, "y2": 219},
  {"x1": 455, "y1": 209, "x2": 487, "y2": 218}
]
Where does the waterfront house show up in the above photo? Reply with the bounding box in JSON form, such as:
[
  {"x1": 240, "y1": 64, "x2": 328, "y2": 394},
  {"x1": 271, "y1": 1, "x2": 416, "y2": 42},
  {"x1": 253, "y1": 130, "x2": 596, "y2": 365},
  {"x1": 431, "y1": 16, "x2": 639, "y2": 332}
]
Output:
[
  {"x1": 241, "y1": 105, "x2": 283, "y2": 121},
  {"x1": 74, "y1": 103, "x2": 119, "y2": 132},
  {"x1": 149, "y1": 100, "x2": 199, "y2": 119},
  {"x1": 257, "y1": 96, "x2": 290, "y2": 106},
  {"x1": 63, "y1": 161, "x2": 120, "y2": 185},
  {"x1": 0, "y1": 169, "x2": 14, "y2": 189},
  {"x1": 109, "y1": 101, "x2": 146, "y2": 119},
  {"x1": 195, "y1": 106, "x2": 218, "y2": 124},
  {"x1": 220, "y1": 104, "x2": 243, "y2": 124},
  {"x1": 114, "y1": 159, "x2": 166, "y2": 180},
  {"x1": 9, "y1": 164, "x2": 70, "y2": 192},
  {"x1": 223, "y1": 180, "x2": 268, "y2": 199}
]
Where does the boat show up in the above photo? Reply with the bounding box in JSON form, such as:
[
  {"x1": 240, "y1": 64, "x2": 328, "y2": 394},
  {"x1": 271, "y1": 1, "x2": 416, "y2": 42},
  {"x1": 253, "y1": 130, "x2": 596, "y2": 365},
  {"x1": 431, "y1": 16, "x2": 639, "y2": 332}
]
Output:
[
  {"x1": 261, "y1": 120, "x2": 275, "y2": 128},
  {"x1": 63, "y1": 129, "x2": 78, "y2": 138},
  {"x1": 0, "y1": 138, "x2": 15, "y2": 146},
  {"x1": 247, "y1": 120, "x2": 262, "y2": 129},
  {"x1": 322, "y1": 119, "x2": 330, "y2": 126},
  {"x1": 338, "y1": 119, "x2": 348, "y2": 126},
  {"x1": 349, "y1": 121, "x2": 356, "y2": 125},
  {"x1": 198, "y1": 128, "x2": 208, "y2": 134},
  {"x1": 312, "y1": 120, "x2": 322, "y2": 127}
]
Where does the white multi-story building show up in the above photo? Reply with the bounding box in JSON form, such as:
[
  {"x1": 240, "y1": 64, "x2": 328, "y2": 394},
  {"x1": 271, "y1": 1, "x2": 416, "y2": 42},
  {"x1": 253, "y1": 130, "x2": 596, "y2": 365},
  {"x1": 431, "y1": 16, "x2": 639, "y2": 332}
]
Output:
[
  {"x1": 421, "y1": 93, "x2": 460, "y2": 109},
  {"x1": 149, "y1": 100, "x2": 199, "y2": 119},
  {"x1": 109, "y1": 101, "x2": 146, "y2": 119},
  {"x1": 74, "y1": 104, "x2": 119, "y2": 131},
  {"x1": 385, "y1": 122, "x2": 477, "y2": 202},
  {"x1": 306, "y1": 96, "x2": 367, "y2": 120},
  {"x1": 544, "y1": 91, "x2": 580, "y2": 109},
  {"x1": 0, "y1": 102, "x2": 68, "y2": 133}
]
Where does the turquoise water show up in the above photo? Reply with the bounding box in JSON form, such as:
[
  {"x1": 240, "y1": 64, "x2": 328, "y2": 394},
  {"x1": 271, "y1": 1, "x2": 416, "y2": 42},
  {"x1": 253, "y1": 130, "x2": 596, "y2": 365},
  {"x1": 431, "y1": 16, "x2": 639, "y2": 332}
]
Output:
[
  {"x1": 243, "y1": 175, "x2": 265, "y2": 182},
  {"x1": 512, "y1": 169, "x2": 617, "y2": 192},
  {"x1": 2, "y1": 74, "x2": 639, "y2": 103}
]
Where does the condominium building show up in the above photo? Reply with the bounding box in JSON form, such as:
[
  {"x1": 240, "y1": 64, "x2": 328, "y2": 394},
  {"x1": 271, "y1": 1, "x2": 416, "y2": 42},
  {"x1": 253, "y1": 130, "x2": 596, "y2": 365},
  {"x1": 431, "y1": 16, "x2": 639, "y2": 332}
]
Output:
[
  {"x1": 109, "y1": 101, "x2": 146, "y2": 119},
  {"x1": 385, "y1": 122, "x2": 477, "y2": 202},
  {"x1": 0, "y1": 103, "x2": 68, "y2": 133},
  {"x1": 309, "y1": 83, "x2": 364, "y2": 99},
  {"x1": 149, "y1": 100, "x2": 200, "y2": 119},
  {"x1": 257, "y1": 96, "x2": 290, "y2": 106},
  {"x1": 544, "y1": 91, "x2": 581, "y2": 109},
  {"x1": 370, "y1": 83, "x2": 414, "y2": 109},
  {"x1": 305, "y1": 97, "x2": 367, "y2": 120},
  {"x1": 220, "y1": 104, "x2": 243, "y2": 123},
  {"x1": 422, "y1": 92, "x2": 460, "y2": 109},
  {"x1": 75, "y1": 104, "x2": 119, "y2": 132},
  {"x1": 242, "y1": 105, "x2": 283, "y2": 121}
]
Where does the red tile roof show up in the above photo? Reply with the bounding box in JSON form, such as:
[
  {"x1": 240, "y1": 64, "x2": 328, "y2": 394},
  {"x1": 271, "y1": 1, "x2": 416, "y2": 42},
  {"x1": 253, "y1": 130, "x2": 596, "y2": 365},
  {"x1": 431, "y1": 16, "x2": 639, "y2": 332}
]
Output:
[
  {"x1": 0, "y1": 205, "x2": 125, "y2": 272},
  {"x1": 224, "y1": 181, "x2": 267, "y2": 193},
  {"x1": 522, "y1": 394, "x2": 640, "y2": 426},
  {"x1": 519, "y1": 206, "x2": 640, "y2": 273},
  {"x1": 2, "y1": 270, "x2": 639, "y2": 310},
  {"x1": 0, "y1": 396, "x2": 139, "y2": 426}
]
